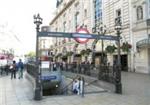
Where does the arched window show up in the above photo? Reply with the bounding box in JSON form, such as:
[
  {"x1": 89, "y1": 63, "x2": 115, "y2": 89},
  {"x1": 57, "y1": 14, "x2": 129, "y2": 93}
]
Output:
[{"x1": 137, "y1": 6, "x2": 143, "y2": 20}]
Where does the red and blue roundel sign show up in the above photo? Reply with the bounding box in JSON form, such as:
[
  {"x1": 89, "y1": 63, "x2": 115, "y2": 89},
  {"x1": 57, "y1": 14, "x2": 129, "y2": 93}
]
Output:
[{"x1": 74, "y1": 28, "x2": 89, "y2": 44}]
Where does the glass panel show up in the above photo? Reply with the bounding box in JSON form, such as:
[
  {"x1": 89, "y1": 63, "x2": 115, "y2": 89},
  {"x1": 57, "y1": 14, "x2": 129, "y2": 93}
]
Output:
[{"x1": 94, "y1": 0, "x2": 102, "y2": 25}]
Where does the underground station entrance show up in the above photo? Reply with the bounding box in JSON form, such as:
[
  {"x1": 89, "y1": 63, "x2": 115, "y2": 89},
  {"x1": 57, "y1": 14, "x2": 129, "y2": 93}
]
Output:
[{"x1": 27, "y1": 21, "x2": 122, "y2": 100}]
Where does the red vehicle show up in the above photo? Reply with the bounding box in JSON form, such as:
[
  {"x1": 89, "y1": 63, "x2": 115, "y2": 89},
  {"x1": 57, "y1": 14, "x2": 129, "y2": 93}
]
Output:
[{"x1": 0, "y1": 54, "x2": 14, "y2": 75}]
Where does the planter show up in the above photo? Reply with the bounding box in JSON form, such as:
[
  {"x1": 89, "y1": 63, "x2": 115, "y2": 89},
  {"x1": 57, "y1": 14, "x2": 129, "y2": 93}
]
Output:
[
  {"x1": 80, "y1": 49, "x2": 86, "y2": 55},
  {"x1": 85, "y1": 48, "x2": 92, "y2": 55},
  {"x1": 105, "y1": 45, "x2": 117, "y2": 54},
  {"x1": 66, "y1": 51, "x2": 74, "y2": 56},
  {"x1": 80, "y1": 49, "x2": 92, "y2": 55},
  {"x1": 55, "y1": 53, "x2": 62, "y2": 58},
  {"x1": 121, "y1": 42, "x2": 132, "y2": 52}
]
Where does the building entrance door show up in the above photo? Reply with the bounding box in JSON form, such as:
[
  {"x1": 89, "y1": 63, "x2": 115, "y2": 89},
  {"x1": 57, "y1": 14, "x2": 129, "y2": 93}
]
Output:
[
  {"x1": 114, "y1": 55, "x2": 128, "y2": 71},
  {"x1": 121, "y1": 55, "x2": 128, "y2": 71}
]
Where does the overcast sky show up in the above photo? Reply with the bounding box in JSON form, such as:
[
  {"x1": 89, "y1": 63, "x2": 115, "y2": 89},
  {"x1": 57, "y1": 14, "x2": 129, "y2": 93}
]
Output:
[{"x1": 0, "y1": 0, "x2": 56, "y2": 55}]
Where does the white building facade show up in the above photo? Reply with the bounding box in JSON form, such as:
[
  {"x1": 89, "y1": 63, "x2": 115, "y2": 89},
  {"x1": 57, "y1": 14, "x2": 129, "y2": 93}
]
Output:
[
  {"x1": 50, "y1": 0, "x2": 94, "y2": 63},
  {"x1": 131, "y1": 0, "x2": 150, "y2": 73},
  {"x1": 49, "y1": 0, "x2": 150, "y2": 74}
]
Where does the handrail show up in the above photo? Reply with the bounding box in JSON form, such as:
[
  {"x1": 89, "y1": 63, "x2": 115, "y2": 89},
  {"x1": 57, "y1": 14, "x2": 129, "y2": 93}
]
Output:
[
  {"x1": 85, "y1": 79, "x2": 98, "y2": 87},
  {"x1": 58, "y1": 75, "x2": 79, "y2": 94}
]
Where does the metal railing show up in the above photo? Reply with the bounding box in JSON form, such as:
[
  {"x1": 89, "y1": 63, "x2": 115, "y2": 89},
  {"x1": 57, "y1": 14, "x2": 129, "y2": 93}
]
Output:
[
  {"x1": 57, "y1": 75, "x2": 78, "y2": 95},
  {"x1": 26, "y1": 62, "x2": 85, "y2": 97},
  {"x1": 62, "y1": 63, "x2": 116, "y2": 84},
  {"x1": 26, "y1": 62, "x2": 38, "y2": 77},
  {"x1": 26, "y1": 62, "x2": 117, "y2": 84},
  {"x1": 0, "y1": 65, "x2": 10, "y2": 75}
]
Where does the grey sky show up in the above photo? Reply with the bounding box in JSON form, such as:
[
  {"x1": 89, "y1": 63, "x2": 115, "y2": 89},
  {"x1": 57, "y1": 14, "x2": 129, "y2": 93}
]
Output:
[{"x1": 0, "y1": 0, "x2": 56, "y2": 55}]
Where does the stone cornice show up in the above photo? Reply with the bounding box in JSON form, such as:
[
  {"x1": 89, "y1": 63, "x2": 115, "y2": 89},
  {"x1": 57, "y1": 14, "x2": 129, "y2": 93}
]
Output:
[{"x1": 50, "y1": 0, "x2": 76, "y2": 25}]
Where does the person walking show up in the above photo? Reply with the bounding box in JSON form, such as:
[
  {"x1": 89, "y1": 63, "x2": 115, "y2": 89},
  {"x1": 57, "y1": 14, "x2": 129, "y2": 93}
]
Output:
[
  {"x1": 10, "y1": 60, "x2": 17, "y2": 79},
  {"x1": 17, "y1": 59, "x2": 24, "y2": 79}
]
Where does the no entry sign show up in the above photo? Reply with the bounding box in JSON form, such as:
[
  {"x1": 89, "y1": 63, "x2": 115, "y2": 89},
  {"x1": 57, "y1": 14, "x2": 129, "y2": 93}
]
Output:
[{"x1": 74, "y1": 28, "x2": 89, "y2": 44}]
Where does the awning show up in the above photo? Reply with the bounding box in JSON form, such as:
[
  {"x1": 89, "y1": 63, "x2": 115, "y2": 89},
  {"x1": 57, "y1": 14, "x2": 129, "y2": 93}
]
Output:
[{"x1": 136, "y1": 38, "x2": 150, "y2": 48}]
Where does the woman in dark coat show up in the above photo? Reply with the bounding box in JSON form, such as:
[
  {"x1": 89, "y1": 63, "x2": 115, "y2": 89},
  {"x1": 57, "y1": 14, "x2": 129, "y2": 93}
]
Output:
[{"x1": 10, "y1": 60, "x2": 17, "y2": 79}]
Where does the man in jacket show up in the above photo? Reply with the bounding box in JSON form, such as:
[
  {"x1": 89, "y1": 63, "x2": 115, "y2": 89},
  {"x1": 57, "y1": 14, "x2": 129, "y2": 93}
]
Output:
[{"x1": 17, "y1": 59, "x2": 24, "y2": 79}]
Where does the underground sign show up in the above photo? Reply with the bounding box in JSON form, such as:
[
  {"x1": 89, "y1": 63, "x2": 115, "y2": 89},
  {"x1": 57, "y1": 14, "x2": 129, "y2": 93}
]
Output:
[{"x1": 74, "y1": 28, "x2": 89, "y2": 44}]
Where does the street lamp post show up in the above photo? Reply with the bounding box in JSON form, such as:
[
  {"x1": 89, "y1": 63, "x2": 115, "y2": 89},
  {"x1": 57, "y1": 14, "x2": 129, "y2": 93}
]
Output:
[
  {"x1": 92, "y1": 23, "x2": 106, "y2": 65},
  {"x1": 115, "y1": 16, "x2": 122, "y2": 94},
  {"x1": 33, "y1": 13, "x2": 43, "y2": 100},
  {"x1": 99, "y1": 23, "x2": 106, "y2": 65}
]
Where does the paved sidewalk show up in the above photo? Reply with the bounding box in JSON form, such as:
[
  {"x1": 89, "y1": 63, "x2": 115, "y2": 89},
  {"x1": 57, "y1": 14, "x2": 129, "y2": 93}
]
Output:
[
  {"x1": 122, "y1": 72, "x2": 150, "y2": 97},
  {"x1": 0, "y1": 73, "x2": 150, "y2": 105}
]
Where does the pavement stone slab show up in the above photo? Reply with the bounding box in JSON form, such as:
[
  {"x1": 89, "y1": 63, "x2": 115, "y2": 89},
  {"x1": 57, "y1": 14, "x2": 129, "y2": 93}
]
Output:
[{"x1": 0, "y1": 72, "x2": 150, "y2": 105}]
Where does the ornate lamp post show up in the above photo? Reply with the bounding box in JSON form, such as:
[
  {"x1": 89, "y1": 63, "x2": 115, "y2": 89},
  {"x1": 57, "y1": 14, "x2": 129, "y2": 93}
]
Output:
[
  {"x1": 33, "y1": 13, "x2": 43, "y2": 100},
  {"x1": 99, "y1": 23, "x2": 106, "y2": 65},
  {"x1": 33, "y1": 13, "x2": 43, "y2": 62},
  {"x1": 92, "y1": 23, "x2": 106, "y2": 65},
  {"x1": 114, "y1": 16, "x2": 122, "y2": 94}
]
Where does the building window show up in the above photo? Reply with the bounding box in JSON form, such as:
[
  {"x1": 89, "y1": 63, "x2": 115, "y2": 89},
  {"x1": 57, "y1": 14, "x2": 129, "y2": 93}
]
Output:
[
  {"x1": 68, "y1": 20, "x2": 71, "y2": 41},
  {"x1": 94, "y1": 0, "x2": 102, "y2": 26},
  {"x1": 115, "y1": 9, "x2": 122, "y2": 25},
  {"x1": 63, "y1": 21, "x2": 66, "y2": 32},
  {"x1": 63, "y1": 21, "x2": 67, "y2": 43},
  {"x1": 137, "y1": 6, "x2": 143, "y2": 20},
  {"x1": 84, "y1": 9, "x2": 87, "y2": 18},
  {"x1": 63, "y1": 13, "x2": 66, "y2": 18},
  {"x1": 55, "y1": 28, "x2": 58, "y2": 46},
  {"x1": 116, "y1": 9, "x2": 121, "y2": 17},
  {"x1": 75, "y1": 12, "x2": 79, "y2": 30}
]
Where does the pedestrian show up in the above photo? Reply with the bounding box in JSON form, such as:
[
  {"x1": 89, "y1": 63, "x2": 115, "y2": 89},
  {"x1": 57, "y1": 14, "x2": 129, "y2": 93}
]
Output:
[
  {"x1": 53, "y1": 61, "x2": 57, "y2": 71},
  {"x1": 10, "y1": 60, "x2": 17, "y2": 79},
  {"x1": 59, "y1": 62, "x2": 63, "y2": 71},
  {"x1": 62, "y1": 61, "x2": 66, "y2": 71},
  {"x1": 72, "y1": 79, "x2": 79, "y2": 94},
  {"x1": 17, "y1": 59, "x2": 24, "y2": 79},
  {"x1": 5, "y1": 64, "x2": 9, "y2": 75}
]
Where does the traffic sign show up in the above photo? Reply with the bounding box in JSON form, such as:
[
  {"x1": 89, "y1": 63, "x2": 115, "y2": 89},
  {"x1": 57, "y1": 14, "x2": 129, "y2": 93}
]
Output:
[{"x1": 74, "y1": 28, "x2": 89, "y2": 44}]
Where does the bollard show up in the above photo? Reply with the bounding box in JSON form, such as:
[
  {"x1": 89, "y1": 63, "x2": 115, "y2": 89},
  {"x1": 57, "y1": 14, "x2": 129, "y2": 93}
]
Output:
[{"x1": 79, "y1": 77, "x2": 85, "y2": 97}]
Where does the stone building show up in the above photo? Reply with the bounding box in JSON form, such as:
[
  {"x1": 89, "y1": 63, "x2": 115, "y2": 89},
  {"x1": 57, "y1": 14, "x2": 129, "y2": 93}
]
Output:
[
  {"x1": 49, "y1": 0, "x2": 150, "y2": 74},
  {"x1": 50, "y1": 0, "x2": 94, "y2": 64},
  {"x1": 102, "y1": 0, "x2": 131, "y2": 72},
  {"x1": 131, "y1": 0, "x2": 150, "y2": 73}
]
